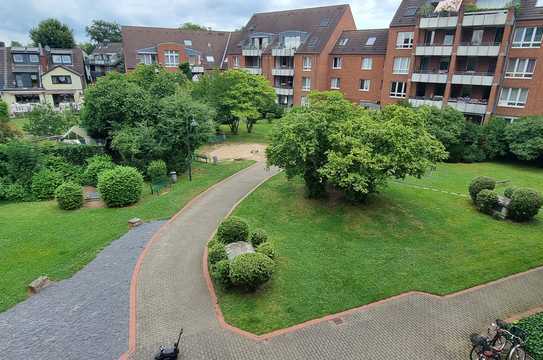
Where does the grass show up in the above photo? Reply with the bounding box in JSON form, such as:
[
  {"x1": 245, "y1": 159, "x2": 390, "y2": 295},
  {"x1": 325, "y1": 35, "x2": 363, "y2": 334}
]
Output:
[
  {"x1": 216, "y1": 162, "x2": 543, "y2": 335},
  {"x1": 8, "y1": 116, "x2": 29, "y2": 132},
  {"x1": 218, "y1": 121, "x2": 274, "y2": 144},
  {"x1": 0, "y1": 160, "x2": 253, "y2": 313}
]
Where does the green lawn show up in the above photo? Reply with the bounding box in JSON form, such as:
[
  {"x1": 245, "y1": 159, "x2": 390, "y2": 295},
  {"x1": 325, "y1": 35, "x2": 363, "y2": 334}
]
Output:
[
  {"x1": 216, "y1": 162, "x2": 543, "y2": 334},
  {"x1": 0, "y1": 160, "x2": 253, "y2": 312},
  {"x1": 218, "y1": 121, "x2": 274, "y2": 144}
]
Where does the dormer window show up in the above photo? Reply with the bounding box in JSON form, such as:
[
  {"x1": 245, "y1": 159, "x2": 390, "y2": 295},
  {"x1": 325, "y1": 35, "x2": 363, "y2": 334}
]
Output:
[
  {"x1": 284, "y1": 36, "x2": 301, "y2": 49},
  {"x1": 366, "y1": 37, "x2": 376, "y2": 46},
  {"x1": 184, "y1": 40, "x2": 192, "y2": 46},
  {"x1": 29, "y1": 54, "x2": 39, "y2": 63},
  {"x1": 13, "y1": 54, "x2": 24, "y2": 63},
  {"x1": 338, "y1": 38, "x2": 349, "y2": 46},
  {"x1": 52, "y1": 54, "x2": 72, "y2": 65},
  {"x1": 206, "y1": 56, "x2": 215, "y2": 63}
]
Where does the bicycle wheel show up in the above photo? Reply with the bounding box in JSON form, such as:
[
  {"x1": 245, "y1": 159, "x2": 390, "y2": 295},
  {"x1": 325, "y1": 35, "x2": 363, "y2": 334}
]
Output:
[
  {"x1": 508, "y1": 346, "x2": 527, "y2": 360},
  {"x1": 491, "y1": 334, "x2": 508, "y2": 352},
  {"x1": 470, "y1": 346, "x2": 484, "y2": 360}
]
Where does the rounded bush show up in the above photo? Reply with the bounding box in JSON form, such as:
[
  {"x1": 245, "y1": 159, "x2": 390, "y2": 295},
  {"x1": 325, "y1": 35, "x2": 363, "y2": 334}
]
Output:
[
  {"x1": 55, "y1": 182, "x2": 83, "y2": 210},
  {"x1": 469, "y1": 176, "x2": 496, "y2": 201},
  {"x1": 217, "y1": 217, "x2": 249, "y2": 244},
  {"x1": 504, "y1": 187, "x2": 516, "y2": 199},
  {"x1": 507, "y1": 188, "x2": 543, "y2": 222},
  {"x1": 208, "y1": 240, "x2": 228, "y2": 265},
  {"x1": 147, "y1": 160, "x2": 167, "y2": 181},
  {"x1": 31, "y1": 169, "x2": 63, "y2": 200},
  {"x1": 83, "y1": 155, "x2": 115, "y2": 186},
  {"x1": 250, "y1": 229, "x2": 268, "y2": 247},
  {"x1": 229, "y1": 252, "x2": 275, "y2": 290},
  {"x1": 3, "y1": 183, "x2": 26, "y2": 201},
  {"x1": 475, "y1": 189, "x2": 499, "y2": 215},
  {"x1": 256, "y1": 242, "x2": 276, "y2": 259},
  {"x1": 211, "y1": 260, "x2": 232, "y2": 288},
  {"x1": 97, "y1": 166, "x2": 143, "y2": 208}
]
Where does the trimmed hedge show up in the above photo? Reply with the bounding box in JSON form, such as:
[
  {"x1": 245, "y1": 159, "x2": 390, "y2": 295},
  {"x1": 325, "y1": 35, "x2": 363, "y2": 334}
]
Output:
[
  {"x1": 507, "y1": 188, "x2": 542, "y2": 222},
  {"x1": 55, "y1": 182, "x2": 83, "y2": 210},
  {"x1": 211, "y1": 260, "x2": 232, "y2": 288},
  {"x1": 516, "y1": 312, "x2": 543, "y2": 360},
  {"x1": 475, "y1": 189, "x2": 499, "y2": 215},
  {"x1": 97, "y1": 166, "x2": 143, "y2": 208},
  {"x1": 217, "y1": 217, "x2": 250, "y2": 244},
  {"x1": 256, "y1": 242, "x2": 276, "y2": 259},
  {"x1": 469, "y1": 176, "x2": 496, "y2": 201},
  {"x1": 42, "y1": 143, "x2": 104, "y2": 165},
  {"x1": 229, "y1": 252, "x2": 275, "y2": 290},
  {"x1": 250, "y1": 229, "x2": 268, "y2": 247},
  {"x1": 31, "y1": 169, "x2": 63, "y2": 200},
  {"x1": 208, "y1": 240, "x2": 228, "y2": 265}
]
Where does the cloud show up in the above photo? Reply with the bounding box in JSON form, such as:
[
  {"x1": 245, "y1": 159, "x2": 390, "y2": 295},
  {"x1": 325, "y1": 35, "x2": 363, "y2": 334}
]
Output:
[{"x1": 0, "y1": 0, "x2": 402, "y2": 45}]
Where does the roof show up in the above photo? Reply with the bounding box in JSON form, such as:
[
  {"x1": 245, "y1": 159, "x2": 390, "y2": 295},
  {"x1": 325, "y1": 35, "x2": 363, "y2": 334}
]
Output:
[
  {"x1": 330, "y1": 29, "x2": 388, "y2": 55},
  {"x1": 390, "y1": 0, "x2": 427, "y2": 27},
  {"x1": 517, "y1": 0, "x2": 543, "y2": 21},
  {"x1": 91, "y1": 42, "x2": 123, "y2": 55},
  {"x1": 122, "y1": 26, "x2": 233, "y2": 70},
  {"x1": 46, "y1": 47, "x2": 86, "y2": 78},
  {"x1": 226, "y1": 4, "x2": 353, "y2": 54},
  {"x1": 43, "y1": 64, "x2": 83, "y2": 77}
]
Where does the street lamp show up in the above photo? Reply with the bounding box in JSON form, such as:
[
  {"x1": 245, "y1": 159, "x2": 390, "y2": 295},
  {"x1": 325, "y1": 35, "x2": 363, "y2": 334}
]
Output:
[{"x1": 186, "y1": 117, "x2": 199, "y2": 181}]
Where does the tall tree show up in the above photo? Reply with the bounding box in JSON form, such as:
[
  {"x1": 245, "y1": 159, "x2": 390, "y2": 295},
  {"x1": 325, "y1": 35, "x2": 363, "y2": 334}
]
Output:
[
  {"x1": 30, "y1": 19, "x2": 75, "y2": 48},
  {"x1": 10, "y1": 41, "x2": 22, "y2": 47},
  {"x1": 79, "y1": 42, "x2": 96, "y2": 55},
  {"x1": 86, "y1": 20, "x2": 122, "y2": 44},
  {"x1": 179, "y1": 22, "x2": 209, "y2": 31}
]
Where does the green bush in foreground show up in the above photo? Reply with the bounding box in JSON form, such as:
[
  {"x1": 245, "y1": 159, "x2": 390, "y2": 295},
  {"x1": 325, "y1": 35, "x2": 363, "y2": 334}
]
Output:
[
  {"x1": 208, "y1": 240, "x2": 227, "y2": 265},
  {"x1": 97, "y1": 166, "x2": 143, "y2": 207},
  {"x1": 147, "y1": 159, "x2": 167, "y2": 181},
  {"x1": 211, "y1": 259, "x2": 232, "y2": 288},
  {"x1": 55, "y1": 182, "x2": 83, "y2": 210},
  {"x1": 31, "y1": 169, "x2": 63, "y2": 200},
  {"x1": 476, "y1": 189, "x2": 499, "y2": 215},
  {"x1": 256, "y1": 242, "x2": 276, "y2": 259},
  {"x1": 504, "y1": 186, "x2": 516, "y2": 199},
  {"x1": 516, "y1": 312, "x2": 543, "y2": 360},
  {"x1": 217, "y1": 217, "x2": 249, "y2": 244},
  {"x1": 250, "y1": 228, "x2": 268, "y2": 247},
  {"x1": 508, "y1": 188, "x2": 543, "y2": 222},
  {"x1": 469, "y1": 176, "x2": 496, "y2": 201},
  {"x1": 229, "y1": 252, "x2": 275, "y2": 290},
  {"x1": 83, "y1": 155, "x2": 116, "y2": 186},
  {"x1": 0, "y1": 182, "x2": 26, "y2": 201}
]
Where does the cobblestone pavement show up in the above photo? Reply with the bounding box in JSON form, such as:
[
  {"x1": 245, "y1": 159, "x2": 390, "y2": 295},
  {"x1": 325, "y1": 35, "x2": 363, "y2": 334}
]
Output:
[
  {"x1": 130, "y1": 163, "x2": 543, "y2": 360},
  {"x1": 0, "y1": 221, "x2": 165, "y2": 360}
]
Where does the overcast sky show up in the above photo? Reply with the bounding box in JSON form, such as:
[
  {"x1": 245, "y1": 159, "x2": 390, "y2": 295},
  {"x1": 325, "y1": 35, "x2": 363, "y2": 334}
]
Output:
[{"x1": 0, "y1": 0, "x2": 401, "y2": 45}]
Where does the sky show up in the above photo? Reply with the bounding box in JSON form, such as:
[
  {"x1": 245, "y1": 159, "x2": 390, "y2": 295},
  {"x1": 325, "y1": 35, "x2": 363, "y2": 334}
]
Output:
[{"x1": 0, "y1": 0, "x2": 401, "y2": 45}]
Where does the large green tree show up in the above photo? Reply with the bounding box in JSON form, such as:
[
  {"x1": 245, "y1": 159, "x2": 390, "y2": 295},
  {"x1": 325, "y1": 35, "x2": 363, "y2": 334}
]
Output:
[
  {"x1": 30, "y1": 19, "x2": 75, "y2": 48},
  {"x1": 505, "y1": 116, "x2": 543, "y2": 162},
  {"x1": 418, "y1": 105, "x2": 464, "y2": 157},
  {"x1": 23, "y1": 105, "x2": 78, "y2": 136},
  {"x1": 86, "y1": 20, "x2": 122, "y2": 44},
  {"x1": 126, "y1": 64, "x2": 188, "y2": 99}
]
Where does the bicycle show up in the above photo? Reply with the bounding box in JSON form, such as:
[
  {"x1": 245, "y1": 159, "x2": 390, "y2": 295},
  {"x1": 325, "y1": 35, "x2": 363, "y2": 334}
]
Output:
[{"x1": 469, "y1": 319, "x2": 528, "y2": 360}]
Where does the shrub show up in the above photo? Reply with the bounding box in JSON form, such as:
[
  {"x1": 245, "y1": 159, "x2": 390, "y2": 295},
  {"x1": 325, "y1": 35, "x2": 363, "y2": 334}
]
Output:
[
  {"x1": 31, "y1": 169, "x2": 63, "y2": 200},
  {"x1": 55, "y1": 182, "x2": 83, "y2": 210},
  {"x1": 147, "y1": 160, "x2": 167, "y2": 181},
  {"x1": 208, "y1": 240, "x2": 228, "y2": 265},
  {"x1": 475, "y1": 189, "x2": 499, "y2": 215},
  {"x1": 211, "y1": 260, "x2": 232, "y2": 288},
  {"x1": 0, "y1": 99, "x2": 8, "y2": 121},
  {"x1": 3, "y1": 141, "x2": 40, "y2": 187},
  {"x1": 217, "y1": 217, "x2": 249, "y2": 244},
  {"x1": 256, "y1": 242, "x2": 276, "y2": 259},
  {"x1": 469, "y1": 176, "x2": 496, "y2": 201},
  {"x1": 97, "y1": 166, "x2": 143, "y2": 207},
  {"x1": 516, "y1": 311, "x2": 543, "y2": 360},
  {"x1": 229, "y1": 252, "x2": 275, "y2": 290},
  {"x1": 4, "y1": 183, "x2": 26, "y2": 201},
  {"x1": 504, "y1": 187, "x2": 516, "y2": 199},
  {"x1": 43, "y1": 143, "x2": 104, "y2": 165},
  {"x1": 250, "y1": 228, "x2": 268, "y2": 247},
  {"x1": 507, "y1": 188, "x2": 543, "y2": 222},
  {"x1": 83, "y1": 154, "x2": 115, "y2": 186},
  {"x1": 43, "y1": 155, "x2": 84, "y2": 184}
]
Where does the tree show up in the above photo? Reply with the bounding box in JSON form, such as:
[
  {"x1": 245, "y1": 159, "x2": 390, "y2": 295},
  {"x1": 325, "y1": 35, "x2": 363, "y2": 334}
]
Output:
[
  {"x1": 0, "y1": 100, "x2": 20, "y2": 143},
  {"x1": 86, "y1": 20, "x2": 122, "y2": 44},
  {"x1": 481, "y1": 117, "x2": 509, "y2": 160},
  {"x1": 179, "y1": 22, "x2": 209, "y2": 31},
  {"x1": 111, "y1": 126, "x2": 158, "y2": 169},
  {"x1": 10, "y1": 41, "x2": 22, "y2": 47},
  {"x1": 30, "y1": 18, "x2": 75, "y2": 48},
  {"x1": 418, "y1": 105, "x2": 464, "y2": 157},
  {"x1": 23, "y1": 105, "x2": 77, "y2": 136},
  {"x1": 505, "y1": 116, "x2": 543, "y2": 162},
  {"x1": 179, "y1": 62, "x2": 193, "y2": 81},
  {"x1": 79, "y1": 42, "x2": 96, "y2": 55},
  {"x1": 126, "y1": 64, "x2": 187, "y2": 99}
]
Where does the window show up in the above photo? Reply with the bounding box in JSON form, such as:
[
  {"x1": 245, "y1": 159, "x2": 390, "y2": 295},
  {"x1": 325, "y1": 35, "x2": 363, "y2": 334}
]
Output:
[
  {"x1": 52, "y1": 75, "x2": 72, "y2": 84},
  {"x1": 498, "y1": 88, "x2": 529, "y2": 107},
  {"x1": 15, "y1": 74, "x2": 24, "y2": 87},
  {"x1": 390, "y1": 81, "x2": 407, "y2": 98},
  {"x1": 366, "y1": 37, "x2": 376, "y2": 46},
  {"x1": 303, "y1": 56, "x2": 312, "y2": 70},
  {"x1": 330, "y1": 77, "x2": 341, "y2": 89},
  {"x1": 206, "y1": 55, "x2": 215, "y2": 63},
  {"x1": 301, "y1": 96, "x2": 309, "y2": 107},
  {"x1": 164, "y1": 50, "x2": 179, "y2": 66},
  {"x1": 284, "y1": 36, "x2": 301, "y2": 49},
  {"x1": 393, "y1": 57, "x2": 410, "y2": 74},
  {"x1": 471, "y1": 29, "x2": 484, "y2": 45},
  {"x1": 506, "y1": 58, "x2": 536, "y2": 78},
  {"x1": 359, "y1": 79, "x2": 371, "y2": 91},
  {"x1": 396, "y1": 32, "x2": 414, "y2": 49},
  {"x1": 338, "y1": 38, "x2": 349, "y2": 46},
  {"x1": 443, "y1": 32, "x2": 454, "y2": 46},
  {"x1": 13, "y1": 54, "x2": 24, "y2": 63},
  {"x1": 232, "y1": 56, "x2": 240, "y2": 68},
  {"x1": 405, "y1": 6, "x2": 418, "y2": 16},
  {"x1": 320, "y1": 17, "x2": 330, "y2": 27},
  {"x1": 139, "y1": 53, "x2": 156, "y2": 65},
  {"x1": 52, "y1": 54, "x2": 72, "y2": 64},
  {"x1": 332, "y1": 57, "x2": 342, "y2": 69},
  {"x1": 184, "y1": 40, "x2": 192, "y2": 46},
  {"x1": 29, "y1": 54, "x2": 39, "y2": 63},
  {"x1": 512, "y1": 27, "x2": 543, "y2": 48},
  {"x1": 302, "y1": 77, "x2": 311, "y2": 91},
  {"x1": 362, "y1": 57, "x2": 373, "y2": 70}
]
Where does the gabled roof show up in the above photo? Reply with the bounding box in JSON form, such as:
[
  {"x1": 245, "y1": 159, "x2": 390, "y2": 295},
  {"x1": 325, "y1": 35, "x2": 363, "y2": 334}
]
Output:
[
  {"x1": 43, "y1": 64, "x2": 82, "y2": 77},
  {"x1": 226, "y1": 4, "x2": 353, "y2": 54},
  {"x1": 45, "y1": 47, "x2": 86, "y2": 78},
  {"x1": 122, "y1": 26, "x2": 233, "y2": 70},
  {"x1": 331, "y1": 29, "x2": 389, "y2": 55},
  {"x1": 390, "y1": 0, "x2": 427, "y2": 27},
  {"x1": 91, "y1": 42, "x2": 123, "y2": 55}
]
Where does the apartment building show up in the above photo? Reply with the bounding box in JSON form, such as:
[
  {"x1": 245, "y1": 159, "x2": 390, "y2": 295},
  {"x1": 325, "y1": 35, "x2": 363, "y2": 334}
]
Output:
[
  {"x1": 0, "y1": 43, "x2": 87, "y2": 115},
  {"x1": 224, "y1": 5, "x2": 356, "y2": 107},
  {"x1": 121, "y1": 26, "x2": 233, "y2": 77},
  {"x1": 88, "y1": 42, "x2": 124, "y2": 81}
]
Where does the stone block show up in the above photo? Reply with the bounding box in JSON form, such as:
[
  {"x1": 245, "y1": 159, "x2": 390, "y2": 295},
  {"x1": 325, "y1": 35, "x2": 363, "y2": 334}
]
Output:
[
  {"x1": 128, "y1": 218, "x2": 143, "y2": 229},
  {"x1": 28, "y1": 276, "x2": 51, "y2": 294}
]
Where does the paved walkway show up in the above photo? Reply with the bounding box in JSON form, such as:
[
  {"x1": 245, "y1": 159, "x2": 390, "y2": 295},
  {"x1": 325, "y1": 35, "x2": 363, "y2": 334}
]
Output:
[
  {"x1": 0, "y1": 221, "x2": 165, "y2": 360},
  {"x1": 130, "y1": 162, "x2": 543, "y2": 360}
]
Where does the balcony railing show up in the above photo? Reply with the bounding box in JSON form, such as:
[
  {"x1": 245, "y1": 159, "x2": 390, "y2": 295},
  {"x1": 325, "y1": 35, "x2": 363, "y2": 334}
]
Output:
[
  {"x1": 462, "y1": 9, "x2": 508, "y2": 27},
  {"x1": 242, "y1": 47, "x2": 263, "y2": 56},
  {"x1": 191, "y1": 65, "x2": 204, "y2": 73},
  {"x1": 412, "y1": 70, "x2": 449, "y2": 83},
  {"x1": 409, "y1": 97, "x2": 444, "y2": 108},
  {"x1": 242, "y1": 67, "x2": 262, "y2": 75},
  {"x1": 456, "y1": 42, "x2": 500, "y2": 56},
  {"x1": 274, "y1": 87, "x2": 294, "y2": 96},
  {"x1": 452, "y1": 71, "x2": 494, "y2": 86},
  {"x1": 272, "y1": 48, "x2": 296, "y2": 57},
  {"x1": 419, "y1": 14, "x2": 458, "y2": 29},
  {"x1": 272, "y1": 68, "x2": 294, "y2": 76},
  {"x1": 415, "y1": 44, "x2": 453, "y2": 56},
  {"x1": 447, "y1": 98, "x2": 488, "y2": 115}
]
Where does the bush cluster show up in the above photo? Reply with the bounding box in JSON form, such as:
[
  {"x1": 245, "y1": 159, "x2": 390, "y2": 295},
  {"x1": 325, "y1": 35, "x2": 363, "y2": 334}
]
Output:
[
  {"x1": 516, "y1": 311, "x2": 543, "y2": 360},
  {"x1": 31, "y1": 169, "x2": 64, "y2": 200},
  {"x1": 217, "y1": 217, "x2": 250, "y2": 244},
  {"x1": 55, "y1": 182, "x2": 83, "y2": 210},
  {"x1": 211, "y1": 260, "x2": 232, "y2": 288},
  {"x1": 475, "y1": 189, "x2": 499, "y2": 215},
  {"x1": 97, "y1": 166, "x2": 143, "y2": 207},
  {"x1": 507, "y1": 188, "x2": 542, "y2": 222},
  {"x1": 469, "y1": 176, "x2": 496, "y2": 201},
  {"x1": 256, "y1": 242, "x2": 276, "y2": 259},
  {"x1": 0, "y1": 181, "x2": 26, "y2": 201},
  {"x1": 147, "y1": 160, "x2": 167, "y2": 182},
  {"x1": 250, "y1": 229, "x2": 268, "y2": 247},
  {"x1": 83, "y1": 155, "x2": 116, "y2": 186},
  {"x1": 504, "y1": 187, "x2": 516, "y2": 199},
  {"x1": 229, "y1": 253, "x2": 275, "y2": 290},
  {"x1": 208, "y1": 240, "x2": 227, "y2": 265}
]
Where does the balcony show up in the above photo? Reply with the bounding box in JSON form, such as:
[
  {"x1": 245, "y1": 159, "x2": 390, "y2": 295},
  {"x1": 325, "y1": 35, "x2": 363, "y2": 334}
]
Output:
[
  {"x1": 419, "y1": 14, "x2": 458, "y2": 29},
  {"x1": 411, "y1": 70, "x2": 449, "y2": 83},
  {"x1": 272, "y1": 68, "x2": 294, "y2": 76},
  {"x1": 242, "y1": 48, "x2": 263, "y2": 57},
  {"x1": 272, "y1": 48, "x2": 296, "y2": 57},
  {"x1": 447, "y1": 98, "x2": 488, "y2": 115},
  {"x1": 462, "y1": 10, "x2": 508, "y2": 27},
  {"x1": 242, "y1": 67, "x2": 262, "y2": 75},
  {"x1": 409, "y1": 97, "x2": 443, "y2": 108},
  {"x1": 415, "y1": 44, "x2": 453, "y2": 56},
  {"x1": 274, "y1": 87, "x2": 294, "y2": 96},
  {"x1": 191, "y1": 65, "x2": 204, "y2": 73},
  {"x1": 451, "y1": 72, "x2": 494, "y2": 86},
  {"x1": 456, "y1": 42, "x2": 500, "y2": 56}
]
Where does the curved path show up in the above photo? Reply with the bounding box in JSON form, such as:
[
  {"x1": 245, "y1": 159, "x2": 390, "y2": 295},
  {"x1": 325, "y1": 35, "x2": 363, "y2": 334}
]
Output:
[{"x1": 129, "y1": 162, "x2": 543, "y2": 360}]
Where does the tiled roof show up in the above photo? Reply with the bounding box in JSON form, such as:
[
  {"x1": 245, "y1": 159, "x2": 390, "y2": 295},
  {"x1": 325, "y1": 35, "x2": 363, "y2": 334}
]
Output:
[
  {"x1": 517, "y1": 0, "x2": 543, "y2": 20},
  {"x1": 226, "y1": 4, "x2": 352, "y2": 54},
  {"x1": 390, "y1": 0, "x2": 427, "y2": 27},
  {"x1": 91, "y1": 42, "x2": 123, "y2": 55},
  {"x1": 121, "y1": 26, "x2": 233, "y2": 70},
  {"x1": 46, "y1": 47, "x2": 86, "y2": 78},
  {"x1": 331, "y1": 29, "x2": 388, "y2": 54}
]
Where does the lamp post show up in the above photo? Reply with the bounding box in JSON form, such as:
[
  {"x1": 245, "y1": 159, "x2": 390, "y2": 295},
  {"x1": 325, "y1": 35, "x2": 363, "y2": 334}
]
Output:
[{"x1": 186, "y1": 117, "x2": 199, "y2": 181}]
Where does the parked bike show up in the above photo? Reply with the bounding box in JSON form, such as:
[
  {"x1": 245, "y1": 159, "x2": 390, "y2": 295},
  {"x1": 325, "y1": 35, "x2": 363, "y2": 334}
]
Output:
[{"x1": 470, "y1": 319, "x2": 528, "y2": 360}]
